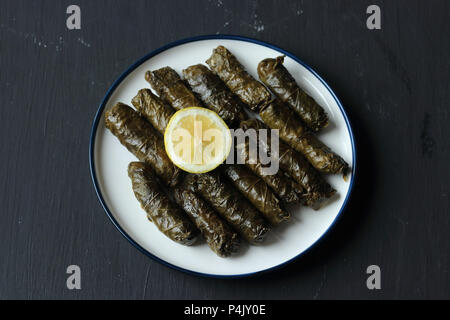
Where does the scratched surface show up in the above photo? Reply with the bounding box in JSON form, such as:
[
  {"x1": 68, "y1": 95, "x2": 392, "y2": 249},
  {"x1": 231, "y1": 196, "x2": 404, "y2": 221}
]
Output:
[{"x1": 0, "y1": 0, "x2": 449, "y2": 299}]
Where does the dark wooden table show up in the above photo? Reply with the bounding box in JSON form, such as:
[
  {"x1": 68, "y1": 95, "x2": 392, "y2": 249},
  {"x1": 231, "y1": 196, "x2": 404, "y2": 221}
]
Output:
[{"x1": 1, "y1": 0, "x2": 449, "y2": 299}]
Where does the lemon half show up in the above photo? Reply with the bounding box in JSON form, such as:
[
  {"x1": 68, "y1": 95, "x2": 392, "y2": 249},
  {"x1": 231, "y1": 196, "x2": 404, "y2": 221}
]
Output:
[{"x1": 164, "y1": 107, "x2": 232, "y2": 174}]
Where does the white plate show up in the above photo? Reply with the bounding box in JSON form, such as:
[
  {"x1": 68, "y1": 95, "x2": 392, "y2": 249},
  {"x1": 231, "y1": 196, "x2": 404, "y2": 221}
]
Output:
[{"x1": 89, "y1": 35, "x2": 356, "y2": 278}]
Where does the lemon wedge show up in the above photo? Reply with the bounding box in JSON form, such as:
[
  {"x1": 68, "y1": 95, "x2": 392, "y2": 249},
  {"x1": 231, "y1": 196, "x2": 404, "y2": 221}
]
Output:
[{"x1": 164, "y1": 107, "x2": 232, "y2": 173}]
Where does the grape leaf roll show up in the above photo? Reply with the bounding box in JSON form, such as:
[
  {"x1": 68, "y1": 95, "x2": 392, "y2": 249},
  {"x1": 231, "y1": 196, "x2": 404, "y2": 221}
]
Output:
[
  {"x1": 145, "y1": 67, "x2": 202, "y2": 110},
  {"x1": 173, "y1": 185, "x2": 240, "y2": 257},
  {"x1": 240, "y1": 119, "x2": 336, "y2": 208},
  {"x1": 259, "y1": 100, "x2": 348, "y2": 175},
  {"x1": 223, "y1": 165, "x2": 289, "y2": 225},
  {"x1": 235, "y1": 140, "x2": 302, "y2": 204},
  {"x1": 206, "y1": 45, "x2": 271, "y2": 111},
  {"x1": 182, "y1": 64, "x2": 247, "y2": 126},
  {"x1": 131, "y1": 88, "x2": 175, "y2": 134},
  {"x1": 185, "y1": 172, "x2": 269, "y2": 244},
  {"x1": 258, "y1": 56, "x2": 328, "y2": 132},
  {"x1": 128, "y1": 162, "x2": 198, "y2": 245},
  {"x1": 105, "y1": 103, "x2": 182, "y2": 186}
]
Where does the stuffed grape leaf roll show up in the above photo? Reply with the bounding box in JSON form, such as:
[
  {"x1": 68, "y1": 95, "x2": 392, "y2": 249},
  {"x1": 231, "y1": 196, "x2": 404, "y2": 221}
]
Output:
[
  {"x1": 105, "y1": 102, "x2": 182, "y2": 186},
  {"x1": 206, "y1": 45, "x2": 271, "y2": 111},
  {"x1": 185, "y1": 172, "x2": 269, "y2": 244},
  {"x1": 128, "y1": 162, "x2": 198, "y2": 245},
  {"x1": 173, "y1": 185, "x2": 240, "y2": 257},
  {"x1": 235, "y1": 140, "x2": 302, "y2": 204},
  {"x1": 131, "y1": 88, "x2": 175, "y2": 135},
  {"x1": 223, "y1": 165, "x2": 289, "y2": 225},
  {"x1": 259, "y1": 100, "x2": 348, "y2": 175},
  {"x1": 240, "y1": 119, "x2": 336, "y2": 208},
  {"x1": 258, "y1": 56, "x2": 328, "y2": 132},
  {"x1": 145, "y1": 67, "x2": 202, "y2": 110},
  {"x1": 182, "y1": 64, "x2": 247, "y2": 126}
]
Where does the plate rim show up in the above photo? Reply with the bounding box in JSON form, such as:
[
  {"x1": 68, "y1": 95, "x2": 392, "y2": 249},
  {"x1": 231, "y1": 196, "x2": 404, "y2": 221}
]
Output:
[{"x1": 89, "y1": 34, "x2": 357, "y2": 278}]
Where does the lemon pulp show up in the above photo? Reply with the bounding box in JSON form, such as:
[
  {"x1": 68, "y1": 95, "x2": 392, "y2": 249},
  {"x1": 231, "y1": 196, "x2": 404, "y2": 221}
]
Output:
[{"x1": 164, "y1": 107, "x2": 232, "y2": 173}]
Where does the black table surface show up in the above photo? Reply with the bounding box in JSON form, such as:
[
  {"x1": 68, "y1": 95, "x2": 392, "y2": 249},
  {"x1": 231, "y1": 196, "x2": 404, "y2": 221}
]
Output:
[{"x1": 1, "y1": 0, "x2": 449, "y2": 299}]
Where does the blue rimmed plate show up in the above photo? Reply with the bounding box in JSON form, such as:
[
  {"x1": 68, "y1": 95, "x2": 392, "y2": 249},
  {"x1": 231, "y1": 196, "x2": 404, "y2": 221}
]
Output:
[{"x1": 89, "y1": 35, "x2": 356, "y2": 278}]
